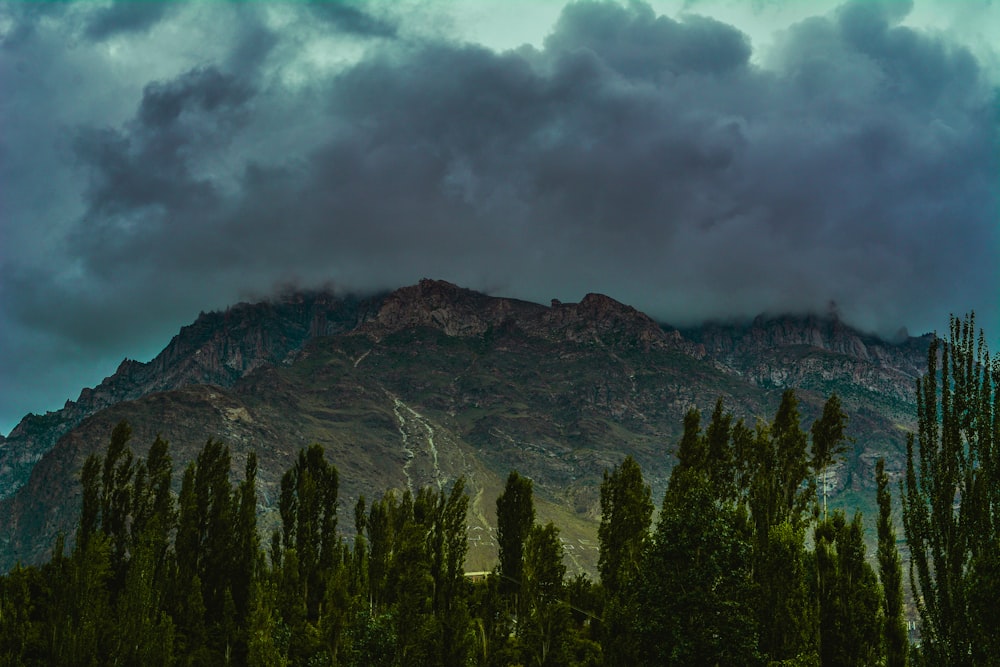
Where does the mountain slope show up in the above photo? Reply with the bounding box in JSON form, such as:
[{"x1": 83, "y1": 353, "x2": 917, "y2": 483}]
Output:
[
  {"x1": 0, "y1": 280, "x2": 929, "y2": 571},
  {"x1": 0, "y1": 291, "x2": 382, "y2": 503}
]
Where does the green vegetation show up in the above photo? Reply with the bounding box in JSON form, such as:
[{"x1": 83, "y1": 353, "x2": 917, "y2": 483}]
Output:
[
  {"x1": 1, "y1": 314, "x2": 994, "y2": 665},
  {"x1": 902, "y1": 314, "x2": 999, "y2": 666}
]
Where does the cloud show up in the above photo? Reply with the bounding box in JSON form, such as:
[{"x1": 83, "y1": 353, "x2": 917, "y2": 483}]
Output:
[
  {"x1": 546, "y1": 1, "x2": 752, "y2": 75},
  {"x1": 84, "y1": 1, "x2": 174, "y2": 41},
  {"x1": 74, "y1": 65, "x2": 252, "y2": 210},
  {"x1": 0, "y1": 0, "x2": 997, "y2": 433},
  {"x1": 307, "y1": 2, "x2": 398, "y2": 38}
]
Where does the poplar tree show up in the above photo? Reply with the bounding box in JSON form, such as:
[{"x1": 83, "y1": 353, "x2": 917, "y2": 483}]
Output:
[
  {"x1": 876, "y1": 458, "x2": 907, "y2": 667},
  {"x1": 639, "y1": 462, "x2": 758, "y2": 665},
  {"x1": 814, "y1": 511, "x2": 881, "y2": 666},
  {"x1": 278, "y1": 444, "x2": 340, "y2": 621},
  {"x1": 598, "y1": 455, "x2": 653, "y2": 666},
  {"x1": 811, "y1": 393, "x2": 849, "y2": 518},
  {"x1": 436, "y1": 478, "x2": 473, "y2": 667},
  {"x1": 902, "y1": 314, "x2": 999, "y2": 665},
  {"x1": 101, "y1": 420, "x2": 135, "y2": 592},
  {"x1": 521, "y1": 522, "x2": 569, "y2": 666},
  {"x1": 392, "y1": 487, "x2": 438, "y2": 666},
  {"x1": 77, "y1": 453, "x2": 102, "y2": 552},
  {"x1": 747, "y1": 390, "x2": 818, "y2": 664},
  {"x1": 496, "y1": 470, "x2": 535, "y2": 620},
  {"x1": 232, "y1": 451, "x2": 261, "y2": 660},
  {"x1": 365, "y1": 490, "x2": 396, "y2": 611},
  {"x1": 598, "y1": 455, "x2": 652, "y2": 598}
]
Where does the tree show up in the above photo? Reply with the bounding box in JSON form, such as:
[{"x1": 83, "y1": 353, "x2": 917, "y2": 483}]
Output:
[
  {"x1": 113, "y1": 539, "x2": 175, "y2": 666},
  {"x1": 78, "y1": 453, "x2": 102, "y2": 552},
  {"x1": 170, "y1": 438, "x2": 239, "y2": 661},
  {"x1": 814, "y1": 511, "x2": 881, "y2": 667},
  {"x1": 747, "y1": 391, "x2": 815, "y2": 541},
  {"x1": 705, "y1": 398, "x2": 737, "y2": 498},
  {"x1": 436, "y1": 478, "x2": 474, "y2": 667},
  {"x1": 130, "y1": 435, "x2": 174, "y2": 552},
  {"x1": 902, "y1": 314, "x2": 999, "y2": 665},
  {"x1": 101, "y1": 420, "x2": 135, "y2": 591},
  {"x1": 196, "y1": 439, "x2": 236, "y2": 637},
  {"x1": 638, "y1": 460, "x2": 758, "y2": 665},
  {"x1": 232, "y1": 451, "x2": 261, "y2": 661},
  {"x1": 365, "y1": 490, "x2": 396, "y2": 612},
  {"x1": 0, "y1": 563, "x2": 43, "y2": 663},
  {"x1": 598, "y1": 455, "x2": 652, "y2": 666},
  {"x1": 757, "y1": 521, "x2": 817, "y2": 664},
  {"x1": 438, "y1": 477, "x2": 469, "y2": 615},
  {"x1": 496, "y1": 470, "x2": 535, "y2": 620},
  {"x1": 521, "y1": 522, "x2": 570, "y2": 667},
  {"x1": 811, "y1": 393, "x2": 849, "y2": 518},
  {"x1": 746, "y1": 391, "x2": 819, "y2": 664},
  {"x1": 598, "y1": 455, "x2": 652, "y2": 596},
  {"x1": 390, "y1": 487, "x2": 439, "y2": 666},
  {"x1": 174, "y1": 462, "x2": 200, "y2": 594},
  {"x1": 876, "y1": 458, "x2": 907, "y2": 667},
  {"x1": 771, "y1": 389, "x2": 815, "y2": 526},
  {"x1": 65, "y1": 532, "x2": 115, "y2": 663},
  {"x1": 279, "y1": 444, "x2": 340, "y2": 621},
  {"x1": 247, "y1": 580, "x2": 288, "y2": 667}
]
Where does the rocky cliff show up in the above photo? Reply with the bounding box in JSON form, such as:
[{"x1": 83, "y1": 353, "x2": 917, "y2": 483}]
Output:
[{"x1": 689, "y1": 315, "x2": 928, "y2": 403}]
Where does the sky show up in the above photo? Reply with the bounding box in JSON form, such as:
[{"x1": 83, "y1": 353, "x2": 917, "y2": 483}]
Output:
[{"x1": 1, "y1": 0, "x2": 998, "y2": 436}]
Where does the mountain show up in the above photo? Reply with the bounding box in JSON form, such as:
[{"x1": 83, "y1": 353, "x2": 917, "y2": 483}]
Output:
[
  {"x1": 0, "y1": 279, "x2": 930, "y2": 572},
  {"x1": 0, "y1": 290, "x2": 383, "y2": 504}
]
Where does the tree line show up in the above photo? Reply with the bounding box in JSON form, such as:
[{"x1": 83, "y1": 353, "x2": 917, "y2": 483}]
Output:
[{"x1": 0, "y1": 314, "x2": 995, "y2": 666}]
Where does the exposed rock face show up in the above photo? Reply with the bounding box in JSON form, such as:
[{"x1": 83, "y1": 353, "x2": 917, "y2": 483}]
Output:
[
  {"x1": 533, "y1": 293, "x2": 696, "y2": 354},
  {"x1": 687, "y1": 315, "x2": 929, "y2": 407},
  {"x1": 361, "y1": 279, "x2": 702, "y2": 356},
  {"x1": 360, "y1": 279, "x2": 546, "y2": 339},
  {"x1": 692, "y1": 314, "x2": 928, "y2": 368},
  {"x1": 0, "y1": 292, "x2": 381, "y2": 501},
  {"x1": 0, "y1": 280, "x2": 933, "y2": 572}
]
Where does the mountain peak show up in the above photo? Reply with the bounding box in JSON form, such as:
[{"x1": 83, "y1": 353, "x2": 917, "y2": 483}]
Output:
[
  {"x1": 537, "y1": 291, "x2": 694, "y2": 352},
  {"x1": 361, "y1": 279, "x2": 545, "y2": 339}
]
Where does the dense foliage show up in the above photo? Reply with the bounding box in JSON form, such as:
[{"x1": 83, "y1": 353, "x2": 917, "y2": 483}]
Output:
[
  {"x1": 902, "y1": 314, "x2": 999, "y2": 666},
  {"x1": 4, "y1": 316, "x2": 992, "y2": 665}
]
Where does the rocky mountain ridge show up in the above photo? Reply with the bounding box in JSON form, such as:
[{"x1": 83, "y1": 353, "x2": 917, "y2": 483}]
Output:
[
  {"x1": 0, "y1": 291, "x2": 381, "y2": 501},
  {"x1": 686, "y1": 315, "x2": 931, "y2": 418},
  {"x1": 0, "y1": 280, "x2": 931, "y2": 571}
]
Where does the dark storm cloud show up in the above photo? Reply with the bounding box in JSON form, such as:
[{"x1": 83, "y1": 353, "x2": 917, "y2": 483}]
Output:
[
  {"x1": 0, "y1": 0, "x2": 997, "y2": 433},
  {"x1": 71, "y1": 65, "x2": 253, "y2": 257},
  {"x1": 546, "y1": 1, "x2": 751, "y2": 75},
  {"x1": 306, "y1": 2, "x2": 397, "y2": 38},
  {"x1": 137, "y1": 66, "x2": 254, "y2": 129},
  {"x1": 59, "y1": 0, "x2": 999, "y2": 329},
  {"x1": 0, "y1": 3, "x2": 67, "y2": 49},
  {"x1": 84, "y1": 1, "x2": 174, "y2": 41},
  {"x1": 1, "y1": 1, "x2": 172, "y2": 47}
]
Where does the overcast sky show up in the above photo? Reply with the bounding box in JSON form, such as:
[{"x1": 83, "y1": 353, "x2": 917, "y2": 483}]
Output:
[{"x1": 1, "y1": 0, "x2": 998, "y2": 435}]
